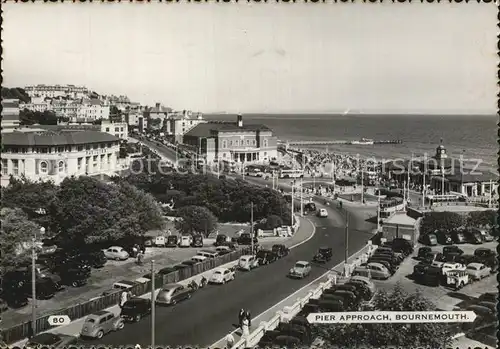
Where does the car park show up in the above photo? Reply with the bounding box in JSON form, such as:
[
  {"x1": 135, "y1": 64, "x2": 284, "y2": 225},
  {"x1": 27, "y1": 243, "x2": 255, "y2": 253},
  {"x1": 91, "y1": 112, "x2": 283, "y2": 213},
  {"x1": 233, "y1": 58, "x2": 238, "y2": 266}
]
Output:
[
  {"x1": 80, "y1": 310, "x2": 125, "y2": 339},
  {"x1": 349, "y1": 276, "x2": 376, "y2": 293},
  {"x1": 156, "y1": 283, "x2": 193, "y2": 305},
  {"x1": 466, "y1": 263, "x2": 491, "y2": 280},
  {"x1": 288, "y1": 261, "x2": 311, "y2": 279},
  {"x1": 209, "y1": 267, "x2": 235, "y2": 284},
  {"x1": 436, "y1": 231, "x2": 453, "y2": 245},
  {"x1": 26, "y1": 333, "x2": 78, "y2": 349},
  {"x1": 103, "y1": 246, "x2": 129, "y2": 261},
  {"x1": 317, "y1": 208, "x2": 328, "y2": 218},
  {"x1": 256, "y1": 249, "x2": 278, "y2": 265},
  {"x1": 272, "y1": 244, "x2": 290, "y2": 258},
  {"x1": 214, "y1": 234, "x2": 229, "y2": 247},
  {"x1": 120, "y1": 298, "x2": 151, "y2": 322},
  {"x1": 239, "y1": 255, "x2": 258, "y2": 271},
  {"x1": 166, "y1": 235, "x2": 179, "y2": 247},
  {"x1": 418, "y1": 233, "x2": 438, "y2": 246},
  {"x1": 197, "y1": 250, "x2": 219, "y2": 259},
  {"x1": 179, "y1": 235, "x2": 192, "y2": 247},
  {"x1": 237, "y1": 233, "x2": 258, "y2": 246},
  {"x1": 354, "y1": 262, "x2": 391, "y2": 280},
  {"x1": 312, "y1": 247, "x2": 332, "y2": 263}
]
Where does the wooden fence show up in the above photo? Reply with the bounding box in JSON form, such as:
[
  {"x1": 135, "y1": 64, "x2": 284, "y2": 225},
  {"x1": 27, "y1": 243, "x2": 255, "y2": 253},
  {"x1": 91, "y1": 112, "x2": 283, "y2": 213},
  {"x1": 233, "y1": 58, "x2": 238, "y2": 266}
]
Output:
[{"x1": 3, "y1": 248, "x2": 249, "y2": 344}]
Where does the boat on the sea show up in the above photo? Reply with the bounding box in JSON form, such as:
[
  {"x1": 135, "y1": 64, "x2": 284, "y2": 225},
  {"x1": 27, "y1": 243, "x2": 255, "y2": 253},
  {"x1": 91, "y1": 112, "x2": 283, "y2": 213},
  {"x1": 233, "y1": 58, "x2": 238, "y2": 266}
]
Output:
[{"x1": 350, "y1": 138, "x2": 374, "y2": 145}]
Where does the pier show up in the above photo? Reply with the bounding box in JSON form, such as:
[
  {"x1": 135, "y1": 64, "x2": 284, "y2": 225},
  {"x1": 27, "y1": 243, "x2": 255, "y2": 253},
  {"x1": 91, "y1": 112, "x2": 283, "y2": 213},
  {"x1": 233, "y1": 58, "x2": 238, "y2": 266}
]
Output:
[{"x1": 282, "y1": 139, "x2": 403, "y2": 146}]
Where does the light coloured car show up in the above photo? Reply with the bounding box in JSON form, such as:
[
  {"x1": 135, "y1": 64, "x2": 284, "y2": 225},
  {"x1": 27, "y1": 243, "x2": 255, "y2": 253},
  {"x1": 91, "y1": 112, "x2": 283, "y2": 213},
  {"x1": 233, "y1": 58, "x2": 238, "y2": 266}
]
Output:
[
  {"x1": 80, "y1": 310, "x2": 125, "y2": 339},
  {"x1": 103, "y1": 246, "x2": 129, "y2": 261},
  {"x1": 209, "y1": 267, "x2": 235, "y2": 284},
  {"x1": 156, "y1": 283, "x2": 193, "y2": 305},
  {"x1": 215, "y1": 246, "x2": 232, "y2": 255},
  {"x1": 471, "y1": 228, "x2": 495, "y2": 242},
  {"x1": 317, "y1": 208, "x2": 328, "y2": 218},
  {"x1": 288, "y1": 261, "x2": 311, "y2": 279},
  {"x1": 349, "y1": 275, "x2": 376, "y2": 293},
  {"x1": 178, "y1": 235, "x2": 192, "y2": 247},
  {"x1": 354, "y1": 262, "x2": 391, "y2": 280},
  {"x1": 466, "y1": 262, "x2": 491, "y2": 280},
  {"x1": 436, "y1": 262, "x2": 466, "y2": 275},
  {"x1": 191, "y1": 255, "x2": 208, "y2": 264},
  {"x1": 238, "y1": 255, "x2": 258, "y2": 271}
]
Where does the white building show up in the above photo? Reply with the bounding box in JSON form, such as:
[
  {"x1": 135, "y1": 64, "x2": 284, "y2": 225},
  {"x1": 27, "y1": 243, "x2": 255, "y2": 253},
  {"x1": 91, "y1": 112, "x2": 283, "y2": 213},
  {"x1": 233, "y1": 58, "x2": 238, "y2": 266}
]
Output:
[
  {"x1": 25, "y1": 84, "x2": 89, "y2": 99},
  {"x1": 126, "y1": 112, "x2": 148, "y2": 133},
  {"x1": 1, "y1": 130, "x2": 121, "y2": 186},
  {"x1": 19, "y1": 96, "x2": 52, "y2": 113},
  {"x1": 1, "y1": 99, "x2": 21, "y2": 127},
  {"x1": 165, "y1": 111, "x2": 206, "y2": 143},
  {"x1": 100, "y1": 121, "x2": 128, "y2": 140},
  {"x1": 52, "y1": 101, "x2": 80, "y2": 119},
  {"x1": 76, "y1": 99, "x2": 110, "y2": 121}
]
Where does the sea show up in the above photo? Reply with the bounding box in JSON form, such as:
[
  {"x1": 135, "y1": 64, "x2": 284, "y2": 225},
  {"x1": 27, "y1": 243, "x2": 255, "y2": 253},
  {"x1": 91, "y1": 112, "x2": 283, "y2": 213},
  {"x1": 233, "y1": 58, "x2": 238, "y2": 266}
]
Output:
[{"x1": 204, "y1": 114, "x2": 498, "y2": 171}]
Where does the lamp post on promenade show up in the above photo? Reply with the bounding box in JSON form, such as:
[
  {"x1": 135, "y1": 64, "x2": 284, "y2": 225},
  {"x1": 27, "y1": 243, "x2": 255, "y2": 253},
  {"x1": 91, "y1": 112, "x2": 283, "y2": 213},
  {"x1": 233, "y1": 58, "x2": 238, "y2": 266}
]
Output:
[
  {"x1": 151, "y1": 260, "x2": 155, "y2": 349},
  {"x1": 32, "y1": 226, "x2": 45, "y2": 336}
]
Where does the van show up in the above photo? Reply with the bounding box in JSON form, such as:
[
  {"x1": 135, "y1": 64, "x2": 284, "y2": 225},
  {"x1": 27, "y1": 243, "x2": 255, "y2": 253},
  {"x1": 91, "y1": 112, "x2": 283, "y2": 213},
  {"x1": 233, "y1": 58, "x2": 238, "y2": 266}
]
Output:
[
  {"x1": 197, "y1": 250, "x2": 219, "y2": 259},
  {"x1": 238, "y1": 255, "x2": 257, "y2": 271},
  {"x1": 154, "y1": 236, "x2": 166, "y2": 247}
]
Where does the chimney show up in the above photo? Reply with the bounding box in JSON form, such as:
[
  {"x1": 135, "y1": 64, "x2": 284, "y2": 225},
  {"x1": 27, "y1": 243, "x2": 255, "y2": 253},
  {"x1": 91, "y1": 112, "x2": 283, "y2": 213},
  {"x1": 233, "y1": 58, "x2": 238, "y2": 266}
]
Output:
[
  {"x1": 237, "y1": 114, "x2": 243, "y2": 128},
  {"x1": 155, "y1": 102, "x2": 161, "y2": 109}
]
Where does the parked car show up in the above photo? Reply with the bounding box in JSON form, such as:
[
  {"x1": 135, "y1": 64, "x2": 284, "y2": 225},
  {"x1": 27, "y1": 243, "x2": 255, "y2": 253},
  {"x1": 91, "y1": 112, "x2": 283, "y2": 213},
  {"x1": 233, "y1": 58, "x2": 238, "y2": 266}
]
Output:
[
  {"x1": 209, "y1": 267, "x2": 235, "y2": 284},
  {"x1": 463, "y1": 229, "x2": 483, "y2": 244},
  {"x1": 474, "y1": 248, "x2": 496, "y2": 260},
  {"x1": 26, "y1": 333, "x2": 78, "y2": 349},
  {"x1": 214, "y1": 234, "x2": 228, "y2": 247},
  {"x1": 157, "y1": 267, "x2": 176, "y2": 276},
  {"x1": 456, "y1": 254, "x2": 477, "y2": 267},
  {"x1": 256, "y1": 249, "x2": 278, "y2": 265},
  {"x1": 191, "y1": 234, "x2": 203, "y2": 247},
  {"x1": 436, "y1": 231, "x2": 453, "y2": 245},
  {"x1": 451, "y1": 229, "x2": 467, "y2": 244},
  {"x1": 103, "y1": 246, "x2": 129, "y2": 261},
  {"x1": 181, "y1": 260, "x2": 198, "y2": 267},
  {"x1": 0, "y1": 286, "x2": 28, "y2": 308},
  {"x1": 443, "y1": 245, "x2": 464, "y2": 256},
  {"x1": 238, "y1": 255, "x2": 258, "y2": 271},
  {"x1": 330, "y1": 290, "x2": 357, "y2": 308},
  {"x1": 166, "y1": 235, "x2": 179, "y2": 247},
  {"x1": 197, "y1": 250, "x2": 219, "y2": 259},
  {"x1": 349, "y1": 275, "x2": 376, "y2": 294},
  {"x1": 237, "y1": 233, "x2": 258, "y2": 246},
  {"x1": 317, "y1": 208, "x2": 328, "y2": 218},
  {"x1": 178, "y1": 235, "x2": 192, "y2": 248},
  {"x1": 156, "y1": 283, "x2": 193, "y2": 305},
  {"x1": 312, "y1": 247, "x2": 332, "y2": 263},
  {"x1": 477, "y1": 301, "x2": 497, "y2": 313},
  {"x1": 23, "y1": 278, "x2": 58, "y2": 300},
  {"x1": 59, "y1": 268, "x2": 89, "y2": 287},
  {"x1": 389, "y1": 238, "x2": 414, "y2": 256},
  {"x1": 190, "y1": 255, "x2": 208, "y2": 264},
  {"x1": 413, "y1": 263, "x2": 431, "y2": 280},
  {"x1": 345, "y1": 281, "x2": 373, "y2": 301},
  {"x1": 80, "y1": 310, "x2": 125, "y2": 339},
  {"x1": 367, "y1": 258, "x2": 396, "y2": 274},
  {"x1": 120, "y1": 298, "x2": 151, "y2": 322},
  {"x1": 474, "y1": 248, "x2": 498, "y2": 271},
  {"x1": 15, "y1": 264, "x2": 62, "y2": 289},
  {"x1": 419, "y1": 233, "x2": 438, "y2": 246},
  {"x1": 276, "y1": 322, "x2": 312, "y2": 345},
  {"x1": 444, "y1": 269, "x2": 469, "y2": 290},
  {"x1": 471, "y1": 227, "x2": 495, "y2": 242},
  {"x1": 419, "y1": 266, "x2": 442, "y2": 286},
  {"x1": 215, "y1": 246, "x2": 231, "y2": 255},
  {"x1": 466, "y1": 263, "x2": 491, "y2": 280},
  {"x1": 288, "y1": 261, "x2": 312, "y2": 279},
  {"x1": 328, "y1": 285, "x2": 361, "y2": 303},
  {"x1": 417, "y1": 247, "x2": 432, "y2": 260},
  {"x1": 478, "y1": 292, "x2": 497, "y2": 303},
  {"x1": 304, "y1": 202, "x2": 317, "y2": 213},
  {"x1": 272, "y1": 244, "x2": 290, "y2": 258},
  {"x1": 423, "y1": 251, "x2": 444, "y2": 264},
  {"x1": 79, "y1": 250, "x2": 107, "y2": 268},
  {"x1": 354, "y1": 262, "x2": 390, "y2": 280}
]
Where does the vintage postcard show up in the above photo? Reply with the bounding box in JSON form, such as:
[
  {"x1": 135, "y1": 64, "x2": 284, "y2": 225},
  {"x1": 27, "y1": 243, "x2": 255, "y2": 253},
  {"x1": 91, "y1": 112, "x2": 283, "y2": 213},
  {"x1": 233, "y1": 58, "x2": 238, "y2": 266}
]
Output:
[{"x1": 1, "y1": 2, "x2": 497, "y2": 349}]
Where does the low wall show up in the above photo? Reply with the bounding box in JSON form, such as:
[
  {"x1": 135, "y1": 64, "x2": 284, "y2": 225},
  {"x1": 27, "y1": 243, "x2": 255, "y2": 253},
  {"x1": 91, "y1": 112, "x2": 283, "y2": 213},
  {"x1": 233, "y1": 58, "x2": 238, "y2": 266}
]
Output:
[
  {"x1": 3, "y1": 248, "x2": 250, "y2": 344},
  {"x1": 229, "y1": 243, "x2": 378, "y2": 349}
]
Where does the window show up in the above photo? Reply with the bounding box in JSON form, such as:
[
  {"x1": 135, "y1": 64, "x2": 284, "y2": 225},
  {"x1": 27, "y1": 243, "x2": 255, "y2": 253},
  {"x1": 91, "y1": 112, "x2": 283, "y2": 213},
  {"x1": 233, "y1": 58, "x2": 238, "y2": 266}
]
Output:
[
  {"x1": 222, "y1": 153, "x2": 226, "y2": 158},
  {"x1": 240, "y1": 140, "x2": 244, "y2": 146},
  {"x1": 93, "y1": 155, "x2": 98, "y2": 166},
  {"x1": 101, "y1": 143, "x2": 106, "y2": 149},
  {"x1": 41, "y1": 147, "x2": 48, "y2": 154},
  {"x1": 252, "y1": 140, "x2": 256, "y2": 146},
  {"x1": 86, "y1": 145, "x2": 91, "y2": 150},
  {"x1": 78, "y1": 158, "x2": 83, "y2": 170},
  {"x1": 121, "y1": 127, "x2": 124, "y2": 132},
  {"x1": 1, "y1": 159, "x2": 7, "y2": 175},
  {"x1": 115, "y1": 127, "x2": 119, "y2": 132},
  {"x1": 93, "y1": 144, "x2": 98, "y2": 150},
  {"x1": 106, "y1": 127, "x2": 110, "y2": 132},
  {"x1": 57, "y1": 146, "x2": 64, "y2": 153},
  {"x1": 263, "y1": 139, "x2": 268, "y2": 147},
  {"x1": 40, "y1": 161, "x2": 49, "y2": 174},
  {"x1": 58, "y1": 161, "x2": 65, "y2": 173},
  {"x1": 77, "y1": 145, "x2": 84, "y2": 151},
  {"x1": 107, "y1": 143, "x2": 111, "y2": 148},
  {"x1": 246, "y1": 140, "x2": 250, "y2": 145},
  {"x1": 222, "y1": 140, "x2": 227, "y2": 149},
  {"x1": 107, "y1": 154, "x2": 111, "y2": 164}
]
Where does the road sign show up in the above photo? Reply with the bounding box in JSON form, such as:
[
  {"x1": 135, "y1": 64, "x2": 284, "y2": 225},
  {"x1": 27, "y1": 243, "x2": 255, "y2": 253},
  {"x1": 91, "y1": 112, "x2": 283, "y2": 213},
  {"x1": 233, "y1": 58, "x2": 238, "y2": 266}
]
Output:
[
  {"x1": 307, "y1": 311, "x2": 477, "y2": 324},
  {"x1": 47, "y1": 315, "x2": 71, "y2": 326}
]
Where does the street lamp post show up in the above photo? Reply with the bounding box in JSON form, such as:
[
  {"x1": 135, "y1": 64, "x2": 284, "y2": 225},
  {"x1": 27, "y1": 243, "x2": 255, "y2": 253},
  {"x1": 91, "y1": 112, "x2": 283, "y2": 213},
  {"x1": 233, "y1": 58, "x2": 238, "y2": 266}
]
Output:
[
  {"x1": 377, "y1": 195, "x2": 381, "y2": 232},
  {"x1": 32, "y1": 226, "x2": 45, "y2": 336},
  {"x1": 300, "y1": 177, "x2": 304, "y2": 217},
  {"x1": 150, "y1": 260, "x2": 155, "y2": 349},
  {"x1": 291, "y1": 181, "x2": 294, "y2": 226}
]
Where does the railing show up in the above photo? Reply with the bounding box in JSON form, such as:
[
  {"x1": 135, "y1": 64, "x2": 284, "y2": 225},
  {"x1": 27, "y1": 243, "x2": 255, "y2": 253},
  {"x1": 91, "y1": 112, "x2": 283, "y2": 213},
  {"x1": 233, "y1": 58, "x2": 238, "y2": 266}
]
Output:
[{"x1": 3, "y1": 248, "x2": 249, "y2": 344}]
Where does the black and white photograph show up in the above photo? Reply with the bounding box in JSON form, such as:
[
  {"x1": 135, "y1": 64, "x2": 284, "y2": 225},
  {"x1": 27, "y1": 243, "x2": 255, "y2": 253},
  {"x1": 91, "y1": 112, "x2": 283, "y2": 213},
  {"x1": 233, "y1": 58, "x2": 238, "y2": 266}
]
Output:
[{"x1": 0, "y1": 2, "x2": 498, "y2": 349}]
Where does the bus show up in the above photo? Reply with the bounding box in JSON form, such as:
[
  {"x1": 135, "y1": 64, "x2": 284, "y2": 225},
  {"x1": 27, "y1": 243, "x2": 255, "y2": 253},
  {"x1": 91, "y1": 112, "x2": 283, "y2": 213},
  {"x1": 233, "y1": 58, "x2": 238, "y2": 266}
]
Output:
[{"x1": 279, "y1": 169, "x2": 304, "y2": 179}]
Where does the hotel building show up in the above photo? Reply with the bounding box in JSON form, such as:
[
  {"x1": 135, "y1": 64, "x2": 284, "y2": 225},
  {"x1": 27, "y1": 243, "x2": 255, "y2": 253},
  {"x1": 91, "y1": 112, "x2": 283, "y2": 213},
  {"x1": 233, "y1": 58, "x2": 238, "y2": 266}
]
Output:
[
  {"x1": 183, "y1": 114, "x2": 278, "y2": 164},
  {"x1": 25, "y1": 84, "x2": 89, "y2": 99},
  {"x1": 1, "y1": 130, "x2": 121, "y2": 187}
]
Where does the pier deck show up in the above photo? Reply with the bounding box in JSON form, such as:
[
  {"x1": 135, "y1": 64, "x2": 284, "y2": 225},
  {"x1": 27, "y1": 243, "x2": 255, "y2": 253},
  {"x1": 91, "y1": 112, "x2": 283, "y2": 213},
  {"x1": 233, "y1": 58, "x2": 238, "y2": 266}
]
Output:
[{"x1": 282, "y1": 139, "x2": 403, "y2": 146}]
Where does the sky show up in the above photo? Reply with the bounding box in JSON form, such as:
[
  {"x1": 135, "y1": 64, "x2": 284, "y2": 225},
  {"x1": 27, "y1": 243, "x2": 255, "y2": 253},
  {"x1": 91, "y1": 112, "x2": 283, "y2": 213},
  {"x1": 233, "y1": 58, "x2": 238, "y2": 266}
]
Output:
[{"x1": 2, "y1": 3, "x2": 497, "y2": 114}]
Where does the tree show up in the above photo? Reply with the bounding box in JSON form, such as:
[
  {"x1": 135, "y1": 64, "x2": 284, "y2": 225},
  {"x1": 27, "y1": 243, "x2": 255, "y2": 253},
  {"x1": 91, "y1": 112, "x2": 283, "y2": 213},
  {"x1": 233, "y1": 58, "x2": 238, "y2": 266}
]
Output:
[
  {"x1": 312, "y1": 283, "x2": 454, "y2": 348},
  {"x1": 0, "y1": 208, "x2": 41, "y2": 271},
  {"x1": 1, "y1": 87, "x2": 30, "y2": 103},
  {"x1": 265, "y1": 215, "x2": 283, "y2": 229},
  {"x1": 420, "y1": 211, "x2": 463, "y2": 234},
  {"x1": 175, "y1": 205, "x2": 218, "y2": 237},
  {"x1": 467, "y1": 210, "x2": 496, "y2": 229}
]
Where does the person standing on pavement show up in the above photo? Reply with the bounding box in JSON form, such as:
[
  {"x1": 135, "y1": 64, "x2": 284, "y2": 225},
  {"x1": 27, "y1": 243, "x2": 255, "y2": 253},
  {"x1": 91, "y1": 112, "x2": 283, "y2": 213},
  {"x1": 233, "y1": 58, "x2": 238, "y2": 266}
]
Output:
[
  {"x1": 238, "y1": 309, "x2": 245, "y2": 328},
  {"x1": 241, "y1": 317, "x2": 250, "y2": 337},
  {"x1": 119, "y1": 290, "x2": 129, "y2": 313},
  {"x1": 245, "y1": 310, "x2": 252, "y2": 327}
]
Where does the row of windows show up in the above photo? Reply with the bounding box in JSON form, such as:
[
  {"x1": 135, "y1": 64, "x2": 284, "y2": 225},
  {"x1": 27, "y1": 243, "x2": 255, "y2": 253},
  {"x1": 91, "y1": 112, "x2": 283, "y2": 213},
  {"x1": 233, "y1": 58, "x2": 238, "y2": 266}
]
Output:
[
  {"x1": 105, "y1": 127, "x2": 125, "y2": 132},
  {"x1": 220, "y1": 139, "x2": 268, "y2": 148},
  {"x1": 3, "y1": 142, "x2": 118, "y2": 154}
]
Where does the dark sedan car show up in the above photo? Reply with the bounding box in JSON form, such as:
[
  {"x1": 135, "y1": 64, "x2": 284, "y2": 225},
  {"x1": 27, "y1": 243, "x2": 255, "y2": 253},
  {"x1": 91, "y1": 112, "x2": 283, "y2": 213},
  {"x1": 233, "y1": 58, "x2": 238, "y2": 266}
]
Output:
[{"x1": 26, "y1": 333, "x2": 78, "y2": 349}]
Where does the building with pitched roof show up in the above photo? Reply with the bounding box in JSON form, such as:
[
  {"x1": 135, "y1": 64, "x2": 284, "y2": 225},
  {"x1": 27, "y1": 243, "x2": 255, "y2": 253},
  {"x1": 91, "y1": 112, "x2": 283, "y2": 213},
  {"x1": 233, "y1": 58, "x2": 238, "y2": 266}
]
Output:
[
  {"x1": 1, "y1": 99, "x2": 21, "y2": 127},
  {"x1": 183, "y1": 114, "x2": 278, "y2": 164},
  {"x1": 1, "y1": 129, "x2": 121, "y2": 186},
  {"x1": 25, "y1": 84, "x2": 89, "y2": 99}
]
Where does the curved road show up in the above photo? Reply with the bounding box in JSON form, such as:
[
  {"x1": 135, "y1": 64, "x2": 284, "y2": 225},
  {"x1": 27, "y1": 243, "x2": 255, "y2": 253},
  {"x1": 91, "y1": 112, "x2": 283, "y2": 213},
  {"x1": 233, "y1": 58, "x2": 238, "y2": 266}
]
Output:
[
  {"x1": 87, "y1": 139, "x2": 375, "y2": 347},
  {"x1": 84, "y1": 205, "x2": 370, "y2": 347}
]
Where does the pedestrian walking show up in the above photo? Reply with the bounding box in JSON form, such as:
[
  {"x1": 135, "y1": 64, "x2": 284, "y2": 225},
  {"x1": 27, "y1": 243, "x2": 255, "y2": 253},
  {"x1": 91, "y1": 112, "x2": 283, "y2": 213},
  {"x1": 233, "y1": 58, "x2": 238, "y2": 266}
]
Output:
[
  {"x1": 238, "y1": 309, "x2": 245, "y2": 328},
  {"x1": 245, "y1": 310, "x2": 252, "y2": 327},
  {"x1": 119, "y1": 290, "x2": 128, "y2": 312},
  {"x1": 132, "y1": 245, "x2": 138, "y2": 258},
  {"x1": 241, "y1": 317, "x2": 250, "y2": 337}
]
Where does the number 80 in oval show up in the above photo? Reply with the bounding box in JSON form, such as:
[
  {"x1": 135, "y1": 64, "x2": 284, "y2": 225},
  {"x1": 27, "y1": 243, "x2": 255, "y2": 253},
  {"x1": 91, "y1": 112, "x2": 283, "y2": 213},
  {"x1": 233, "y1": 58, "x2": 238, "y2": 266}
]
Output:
[{"x1": 48, "y1": 315, "x2": 71, "y2": 326}]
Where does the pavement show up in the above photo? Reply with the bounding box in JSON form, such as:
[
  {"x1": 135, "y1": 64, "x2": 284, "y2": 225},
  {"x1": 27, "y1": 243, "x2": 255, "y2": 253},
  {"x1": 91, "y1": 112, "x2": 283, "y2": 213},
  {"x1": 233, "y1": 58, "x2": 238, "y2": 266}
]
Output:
[{"x1": 8, "y1": 216, "x2": 317, "y2": 348}]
